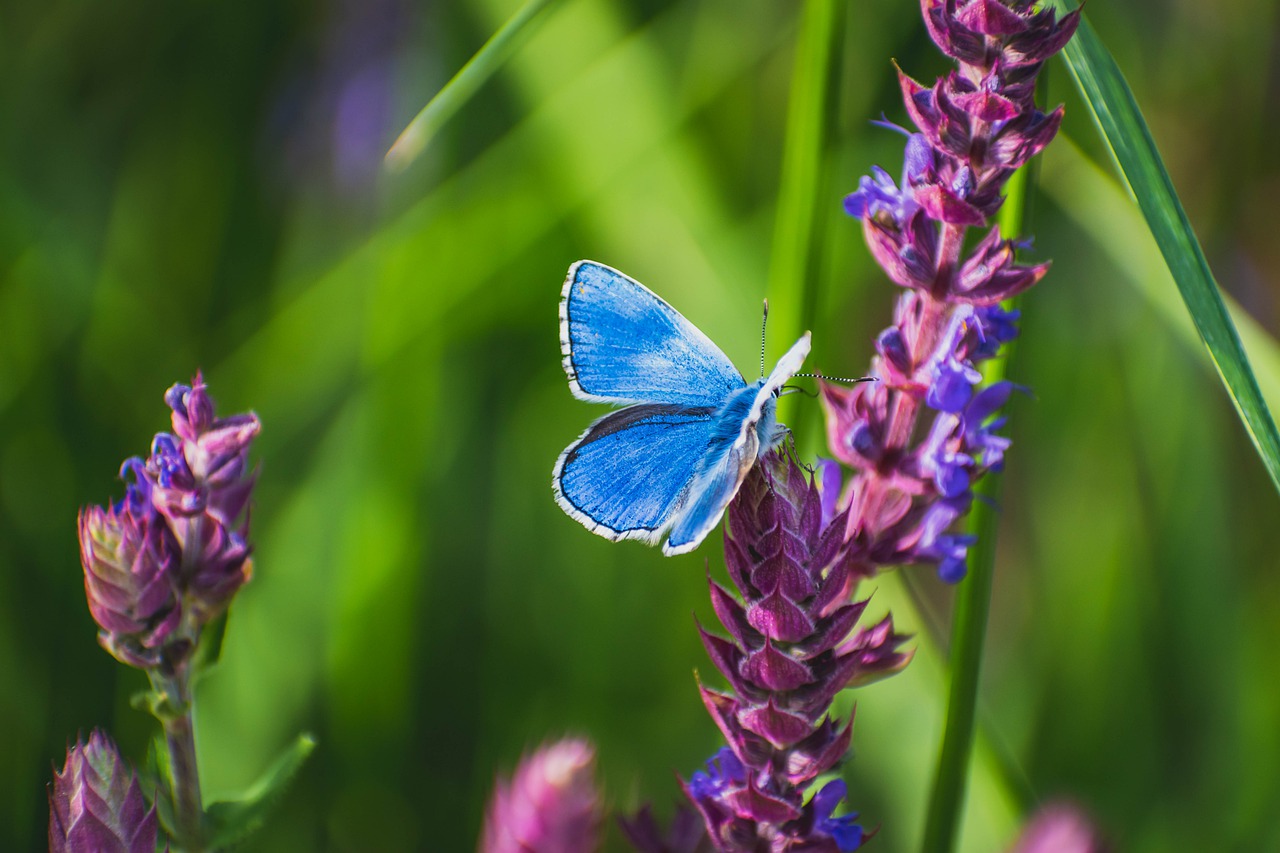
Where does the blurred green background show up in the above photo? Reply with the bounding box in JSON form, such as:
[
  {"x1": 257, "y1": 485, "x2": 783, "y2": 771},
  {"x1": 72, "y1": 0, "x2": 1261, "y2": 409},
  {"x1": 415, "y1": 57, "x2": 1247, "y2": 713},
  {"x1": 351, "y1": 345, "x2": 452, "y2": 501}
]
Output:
[{"x1": 3, "y1": 0, "x2": 1280, "y2": 850}]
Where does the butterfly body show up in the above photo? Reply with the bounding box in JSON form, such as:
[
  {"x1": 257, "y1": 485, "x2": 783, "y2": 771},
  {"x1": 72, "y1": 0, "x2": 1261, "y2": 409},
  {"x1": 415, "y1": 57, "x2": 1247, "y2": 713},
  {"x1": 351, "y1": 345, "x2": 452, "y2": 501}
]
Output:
[{"x1": 553, "y1": 261, "x2": 809, "y2": 556}]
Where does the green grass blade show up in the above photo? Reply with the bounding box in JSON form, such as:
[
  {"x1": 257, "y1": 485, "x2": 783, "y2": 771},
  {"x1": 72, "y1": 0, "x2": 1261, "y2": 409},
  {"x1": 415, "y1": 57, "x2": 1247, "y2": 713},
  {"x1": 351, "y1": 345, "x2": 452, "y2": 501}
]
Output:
[
  {"x1": 766, "y1": 0, "x2": 843, "y2": 433},
  {"x1": 1056, "y1": 6, "x2": 1280, "y2": 495},
  {"x1": 920, "y1": 164, "x2": 1029, "y2": 853},
  {"x1": 384, "y1": 0, "x2": 568, "y2": 171}
]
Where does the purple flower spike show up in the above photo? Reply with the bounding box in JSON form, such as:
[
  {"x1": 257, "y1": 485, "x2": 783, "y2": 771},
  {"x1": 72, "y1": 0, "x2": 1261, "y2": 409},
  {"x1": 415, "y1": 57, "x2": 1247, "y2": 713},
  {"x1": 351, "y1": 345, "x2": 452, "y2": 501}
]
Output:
[
  {"x1": 80, "y1": 373, "x2": 260, "y2": 671},
  {"x1": 49, "y1": 730, "x2": 161, "y2": 853},
  {"x1": 827, "y1": 0, "x2": 1074, "y2": 583},
  {"x1": 685, "y1": 454, "x2": 911, "y2": 849},
  {"x1": 480, "y1": 738, "x2": 601, "y2": 853}
]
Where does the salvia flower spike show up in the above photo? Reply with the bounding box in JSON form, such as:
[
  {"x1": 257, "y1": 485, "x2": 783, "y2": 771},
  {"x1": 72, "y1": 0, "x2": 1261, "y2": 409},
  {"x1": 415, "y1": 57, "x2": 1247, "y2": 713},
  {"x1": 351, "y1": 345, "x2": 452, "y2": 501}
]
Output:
[
  {"x1": 48, "y1": 730, "x2": 161, "y2": 853},
  {"x1": 685, "y1": 454, "x2": 912, "y2": 850},
  {"x1": 81, "y1": 373, "x2": 260, "y2": 673},
  {"x1": 828, "y1": 0, "x2": 1078, "y2": 582},
  {"x1": 480, "y1": 737, "x2": 603, "y2": 853}
]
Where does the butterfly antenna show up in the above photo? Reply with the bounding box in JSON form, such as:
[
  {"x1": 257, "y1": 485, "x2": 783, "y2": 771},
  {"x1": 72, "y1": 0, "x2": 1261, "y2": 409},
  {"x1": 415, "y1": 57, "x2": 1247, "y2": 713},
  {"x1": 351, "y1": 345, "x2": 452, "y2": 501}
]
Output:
[
  {"x1": 792, "y1": 372, "x2": 877, "y2": 385},
  {"x1": 759, "y1": 299, "x2": 769, "y2": 379}
]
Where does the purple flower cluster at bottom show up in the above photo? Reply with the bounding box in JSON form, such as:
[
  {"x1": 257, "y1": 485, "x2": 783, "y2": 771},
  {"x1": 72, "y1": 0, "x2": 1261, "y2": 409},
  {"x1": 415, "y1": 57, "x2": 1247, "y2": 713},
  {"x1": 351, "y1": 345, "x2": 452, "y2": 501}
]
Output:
[
  {"x1": 682, "y1": 454, "x2": 911, "y2": 850},
  {"x1": 48, "y1": 730, "x2": 161, "y2": 853},
  {"x1": 480, "y1": 738, "x2": 601, "y2": 853}
]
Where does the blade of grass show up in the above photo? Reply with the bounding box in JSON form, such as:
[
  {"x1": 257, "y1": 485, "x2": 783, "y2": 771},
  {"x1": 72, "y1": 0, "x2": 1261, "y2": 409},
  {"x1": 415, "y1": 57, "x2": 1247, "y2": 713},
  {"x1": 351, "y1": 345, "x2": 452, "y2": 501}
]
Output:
[
  {"x1": 1054, "y1": 5, "x2": 1280, "y2": 496},
  {"x1": 766, "y1": 0, "x2": 843, "y2": 435},
  {"x1": 920, "y1": 163, "x2": 1030, "y2": 853},
  {"x1": 384, "y1": 0, "x2": 568, "y2": 171}
]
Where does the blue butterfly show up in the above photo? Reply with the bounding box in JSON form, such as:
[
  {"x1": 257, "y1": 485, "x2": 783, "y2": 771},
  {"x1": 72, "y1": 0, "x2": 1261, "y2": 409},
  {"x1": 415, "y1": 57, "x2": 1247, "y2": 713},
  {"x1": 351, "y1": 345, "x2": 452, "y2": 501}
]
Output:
[{"x1": 553, "y1": 260, "x2": 811, "y2": 556}]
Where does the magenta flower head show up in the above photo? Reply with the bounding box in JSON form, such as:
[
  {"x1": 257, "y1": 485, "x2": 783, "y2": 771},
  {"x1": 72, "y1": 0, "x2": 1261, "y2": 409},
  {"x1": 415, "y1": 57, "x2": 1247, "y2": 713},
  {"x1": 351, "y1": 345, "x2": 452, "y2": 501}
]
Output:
[
  {"x1": 687, "y1": 454, "x2": 912, "y2": 849},
  {"x1": 143, "y1": 374, "x2": 259, "y2": 620},
  {"x1": 1008, "y1": 802, "x2": 1109, "y2": 853},
  {"x1": 80, "y1": 373, "x2": 259, "y2": 671},
  {"x1": 78, "y1": 493, "x2": 181, "y2": 670},
  {"x1": 480, "y1": 737, "x2": 602, "y2": 853},
  {"x1": 829, "y1": 0, "x2": 1077, "y2": 583},
  {"x1": 48, "y1": 730, "x2": 161, "y2": 853}
]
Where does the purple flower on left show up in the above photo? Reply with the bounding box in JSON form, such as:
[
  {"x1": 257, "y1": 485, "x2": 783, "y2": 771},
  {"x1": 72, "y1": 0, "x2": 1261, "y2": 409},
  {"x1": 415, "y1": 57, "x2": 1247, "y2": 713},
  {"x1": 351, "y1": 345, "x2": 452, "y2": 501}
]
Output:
[
  {"x1": 48, "y1": 730, "x2": 161, "y2": 853},
  {"x1": 480, "y1": 738, "x2": 602, "y2": 853},
  {"x1": 79, "y1": 373, "x2": 260, "y2": 672}
]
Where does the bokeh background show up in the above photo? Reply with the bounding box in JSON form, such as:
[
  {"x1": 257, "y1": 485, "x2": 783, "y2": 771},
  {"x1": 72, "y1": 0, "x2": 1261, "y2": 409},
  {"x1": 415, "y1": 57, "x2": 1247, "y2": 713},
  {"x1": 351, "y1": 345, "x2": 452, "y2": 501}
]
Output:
[{"x1": 4, "y1": 0, "x2": 1280, "y2": 850}]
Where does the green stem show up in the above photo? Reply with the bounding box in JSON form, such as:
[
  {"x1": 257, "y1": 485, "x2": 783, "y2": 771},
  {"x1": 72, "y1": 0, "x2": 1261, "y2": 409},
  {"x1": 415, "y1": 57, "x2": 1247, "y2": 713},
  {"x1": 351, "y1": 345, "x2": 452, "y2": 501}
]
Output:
[
  {"x1": 151, "y1": 664, "x2": 206, "y2": 852},
  {"x1": 165, "y1": 704, "x2": 205, "y2": 851},
  {"x1": 766, "y1": 0, "x2": 843, "y2": 439},
  {"x1": 385, "y1": 0, "x2": 567, "y2": 171},
  {"x1": 919, "y1": 164, "x2": 1029, "y2": 853}
]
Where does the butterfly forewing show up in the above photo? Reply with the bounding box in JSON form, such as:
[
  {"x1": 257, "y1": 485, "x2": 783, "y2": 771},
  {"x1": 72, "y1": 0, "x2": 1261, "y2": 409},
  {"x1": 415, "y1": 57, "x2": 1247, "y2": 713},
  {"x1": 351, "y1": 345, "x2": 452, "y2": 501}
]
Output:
[{"x1": 561, "y1": 261, "x2": 745, "y2": 407}]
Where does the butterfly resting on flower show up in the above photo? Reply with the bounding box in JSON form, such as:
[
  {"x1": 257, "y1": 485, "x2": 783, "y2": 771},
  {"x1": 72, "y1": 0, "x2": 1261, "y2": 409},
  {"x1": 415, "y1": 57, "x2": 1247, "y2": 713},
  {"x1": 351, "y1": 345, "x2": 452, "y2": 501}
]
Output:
[{"x1": 552, "y1": 260, "x2": 810, "y2": 555}]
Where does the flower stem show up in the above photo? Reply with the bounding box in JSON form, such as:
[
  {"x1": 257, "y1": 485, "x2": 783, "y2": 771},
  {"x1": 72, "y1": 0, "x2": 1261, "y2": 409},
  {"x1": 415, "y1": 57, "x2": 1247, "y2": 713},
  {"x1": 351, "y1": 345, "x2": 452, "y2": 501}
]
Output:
[
  {"x1": 164, "y1": 704, "x2": 205, "y2": 852},
  {"x1": 152, "y1": 662, "x2": 206, "y2": 851},
  {"x1": 767, "y1": 0, "x2": 843, "y2": 438},
  {"x1": 919, "y1": 163, "x2": 1029, "y2": 853}
]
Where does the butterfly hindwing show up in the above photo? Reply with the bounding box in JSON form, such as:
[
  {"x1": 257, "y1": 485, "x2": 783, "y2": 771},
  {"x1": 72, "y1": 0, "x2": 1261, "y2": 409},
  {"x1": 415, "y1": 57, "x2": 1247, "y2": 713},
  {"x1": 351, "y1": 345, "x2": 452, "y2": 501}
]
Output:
[
  {"x1": 561, "y1": 261, "x2": 745, "y2": 407},
  {"x1": 665, "y1": 428, "x2": 758, "y2": 555},
  {"x1": 553, "y1": 403, "x2": 717, "y2": 542}
]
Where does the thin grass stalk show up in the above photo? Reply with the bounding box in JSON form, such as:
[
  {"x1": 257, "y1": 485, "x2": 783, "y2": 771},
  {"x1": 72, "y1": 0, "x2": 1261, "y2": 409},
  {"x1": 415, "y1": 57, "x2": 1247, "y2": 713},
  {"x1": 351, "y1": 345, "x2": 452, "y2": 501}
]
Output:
[
  {"x1": 1053, "y1": 2, "x2": 1280, "y2": 496},
  {"x1": 385, "y1": 0, "x2": 567, "y2": 171},
  {"x1": 919, "y1": 162, "x2": 1028, "y2": 853},
  {"x1": 766, "y1": 0, "x2": 843, "y2": 436}
]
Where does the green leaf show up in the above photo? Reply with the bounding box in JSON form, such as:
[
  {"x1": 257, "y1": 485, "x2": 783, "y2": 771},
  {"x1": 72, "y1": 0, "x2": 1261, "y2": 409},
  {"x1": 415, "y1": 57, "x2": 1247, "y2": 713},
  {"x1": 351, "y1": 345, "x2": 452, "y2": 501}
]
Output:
[
  {"x1": 203, "y1": 733, "x2": 317, "y2": 849},
  {"x1": 1055, "y1": 4, "x2": 1280, "y2": 495},
  {"x1": 143, "y1": 735, "x2": 178, "y2": 841},
  {"x1": 131, "y1": 688, "x2": 179, "y2": 722},
  {"x1": 384, "y1": 0, "x2": 568, "y2": 171},
  {"x1": 192, "y1": 611, "x2": 230, "y2": 682}
]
